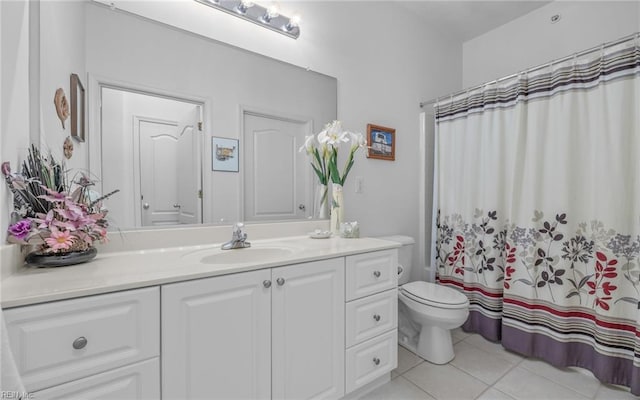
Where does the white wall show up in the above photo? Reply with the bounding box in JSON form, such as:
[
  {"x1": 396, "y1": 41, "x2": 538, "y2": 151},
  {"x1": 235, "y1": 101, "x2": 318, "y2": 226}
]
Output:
[
  {"x1": 463, "y1": 1, "x2": 640, "y2": 88},
  {"x1": 39, "y1": 0, "x2": 87, "y2": 171},
  {"x1": 1, "y1": 0, "x2": 32, "y2": 241}
]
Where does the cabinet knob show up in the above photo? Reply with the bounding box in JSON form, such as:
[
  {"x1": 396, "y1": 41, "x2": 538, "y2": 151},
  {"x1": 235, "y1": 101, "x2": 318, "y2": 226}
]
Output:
[
  {"x1": 276, "y1": 277, "x2": 285, "y2": 286},
  {"x1": 373, "y1": 314, "x2": 381, "y2": 322},
  {"x1": 373, "y1": 357, "x2": 381, "y2": 366},
  {"x1": 397, "y1": 265, "x2": 404, "y2": 275},
  {"x1": 73, "y1": 336, "x2": 88, "y2": 350},
  {"x1": 373, "y1": 270, "x2": 381, "y2": 278},
  {"x1": 263, "y1": 280, "x2": 272, "y2": 288}
]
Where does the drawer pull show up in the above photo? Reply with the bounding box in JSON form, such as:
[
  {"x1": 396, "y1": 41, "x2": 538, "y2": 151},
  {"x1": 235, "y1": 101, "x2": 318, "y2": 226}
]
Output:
[
  {"x1": 373, "y1": 270, "x2": 381, "y2": 278},
  {"x1": 373, "y1": 314, "x2": 381, "y2": 322},
  {"x1": 263, "y1": 280, "x2": 272, "y2": 288},
  {"x1": 276, "y1": 277, "x2": 285, "y2": 286},
  {"x1": 72, "y1": 336, "x2": 88, "y2": 350},
  {"x1": 373, "y1": 357, "x2": 381, "y2": 366}
]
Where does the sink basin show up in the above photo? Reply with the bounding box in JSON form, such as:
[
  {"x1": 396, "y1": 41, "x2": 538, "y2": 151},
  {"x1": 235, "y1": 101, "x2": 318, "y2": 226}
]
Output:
[{"x1": 182, "y1": 245, "x2": 297, "y2": 265}]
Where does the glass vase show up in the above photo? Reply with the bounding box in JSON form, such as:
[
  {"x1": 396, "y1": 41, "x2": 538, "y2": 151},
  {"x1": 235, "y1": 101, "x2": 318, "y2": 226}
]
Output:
[
  {"x1": 314, "y1": 183, "x2": 330, "y2": 219},
  {"x1": 330, "y1": 183, "x2": 344, "y2": 233}
]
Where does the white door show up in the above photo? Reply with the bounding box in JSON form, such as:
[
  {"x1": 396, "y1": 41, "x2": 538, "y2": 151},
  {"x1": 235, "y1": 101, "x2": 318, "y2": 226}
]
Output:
[
  {"x1": 138, "y1": 118, "x2": 182, "y2": 226},
  {"x1": 162, "y1": 270, "x2": 272, "y2": 400},
  {"x1": 243, "y1": 113, "x2": 311, "y2": 221},
  {"x1": 176, "y1": 106, "x2": 202, "y2": 225},
  {"x1": 271, "y1": 259, "x2": 345, "y2": 400}
]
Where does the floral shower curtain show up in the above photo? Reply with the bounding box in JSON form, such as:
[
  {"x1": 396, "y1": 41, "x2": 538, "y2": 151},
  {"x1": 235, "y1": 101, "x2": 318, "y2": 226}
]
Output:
[{"x1": 434, "y1": 37, "x2": 640, "y2": 392}]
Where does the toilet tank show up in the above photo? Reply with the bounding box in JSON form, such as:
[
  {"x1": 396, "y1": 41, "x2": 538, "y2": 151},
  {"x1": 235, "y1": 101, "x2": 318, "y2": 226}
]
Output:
[{"x1": 378, "y1": 235, "x2": 415, "y2": 286}]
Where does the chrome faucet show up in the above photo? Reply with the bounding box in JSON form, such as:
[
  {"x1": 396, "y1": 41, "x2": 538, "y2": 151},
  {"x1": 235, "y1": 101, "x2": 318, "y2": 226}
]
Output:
[{"x1": 221, "y1": 222, "x2": 251, "y2": 250}]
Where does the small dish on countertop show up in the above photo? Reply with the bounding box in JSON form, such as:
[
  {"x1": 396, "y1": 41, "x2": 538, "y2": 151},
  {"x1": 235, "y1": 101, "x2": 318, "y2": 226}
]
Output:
[{"x1": 309, "y1": 230, "x2": 332, "y2": 239}]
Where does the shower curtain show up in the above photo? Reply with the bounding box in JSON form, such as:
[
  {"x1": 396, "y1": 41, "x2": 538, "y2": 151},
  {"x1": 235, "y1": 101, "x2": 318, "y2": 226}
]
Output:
[{"x1": 434, "y1": 37, "x2": 640, "y2": 392}]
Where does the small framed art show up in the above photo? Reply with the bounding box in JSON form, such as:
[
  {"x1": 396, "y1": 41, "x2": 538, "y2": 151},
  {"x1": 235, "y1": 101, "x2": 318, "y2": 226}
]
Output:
[
  {"x1": 212, "y1": 137, "x2": 239, "y2": 172},
  {"x1": 366, "y1": 124, "x2": 395, "y2": 161},
  {"x1": 70, "y1": 73, "x2": 85, "y2": 142}
]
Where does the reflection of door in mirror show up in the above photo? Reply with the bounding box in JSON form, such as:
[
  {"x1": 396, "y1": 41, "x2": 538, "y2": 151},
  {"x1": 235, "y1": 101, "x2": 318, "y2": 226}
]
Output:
[
  {"x1": 243, "y1": 113, "x2": 312, "y2": 221},
  {"x1": 101, "y1": 87, "x2": 203, "y2": 228}
]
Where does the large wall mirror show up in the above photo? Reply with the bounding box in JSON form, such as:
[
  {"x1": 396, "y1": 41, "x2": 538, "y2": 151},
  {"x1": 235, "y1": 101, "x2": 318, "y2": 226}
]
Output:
[{"x1": 38, "y1": 1, "x2": 337, "y2": 230}]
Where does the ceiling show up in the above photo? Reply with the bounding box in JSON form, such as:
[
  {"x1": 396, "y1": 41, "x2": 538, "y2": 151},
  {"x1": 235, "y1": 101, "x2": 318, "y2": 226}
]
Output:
[{"x1": 396, "y1": 1, "x2": 551, "y2": 41}]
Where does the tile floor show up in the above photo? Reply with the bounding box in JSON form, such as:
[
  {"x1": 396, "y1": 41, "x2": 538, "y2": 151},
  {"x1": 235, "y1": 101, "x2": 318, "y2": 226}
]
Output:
[{"x1": 360, "y1": 329, "x2": 639, "y2": 400}]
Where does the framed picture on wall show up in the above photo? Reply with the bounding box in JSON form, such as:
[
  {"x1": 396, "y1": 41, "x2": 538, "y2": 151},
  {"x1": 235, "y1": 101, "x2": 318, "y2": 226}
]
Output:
[
  {"x1": 366, "y1": 124, "x2": 395, "y2": 161},
  {"x1": 70, "y1": 73, "x2": 85, "y2": 142},
  {"x1": 212, "y1": 137, "x2": 239, "y2": 172}
]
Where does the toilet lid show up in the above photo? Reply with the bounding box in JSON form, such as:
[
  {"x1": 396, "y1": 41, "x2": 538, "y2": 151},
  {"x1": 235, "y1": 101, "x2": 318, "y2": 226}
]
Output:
[{"x1": 401, "y1": 281, "x2": 468, "y2": 308}]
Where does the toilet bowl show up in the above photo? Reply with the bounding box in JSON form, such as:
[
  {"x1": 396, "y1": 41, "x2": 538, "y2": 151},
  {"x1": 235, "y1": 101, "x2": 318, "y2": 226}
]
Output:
[
  {"x1": 378, "y1": 235, "x2": 470, "y2": 365},
  {"x1": 398, "y1": 281, "x2": 469, "y2": 364}
]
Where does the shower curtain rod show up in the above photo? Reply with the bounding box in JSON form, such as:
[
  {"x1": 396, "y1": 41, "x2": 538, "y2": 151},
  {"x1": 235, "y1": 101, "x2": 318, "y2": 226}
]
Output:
[{"x1": 419, "y1": 31, "x2": 639, "y2": 109}]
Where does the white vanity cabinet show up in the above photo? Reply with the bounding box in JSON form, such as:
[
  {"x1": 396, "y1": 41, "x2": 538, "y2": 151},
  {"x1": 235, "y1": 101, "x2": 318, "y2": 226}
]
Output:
[
  {"x1": 162, "y1": 257, "x2": 345, "y2": 400},
  {"x1": 161, "y1": 269, "x2": 272, "y2": 399},
  {"x1": 344, "y1": 250, "x2": 398, "y2": 393},
  {"x1": 3, "y1": 287, "x2": 160, "y2": 399}
]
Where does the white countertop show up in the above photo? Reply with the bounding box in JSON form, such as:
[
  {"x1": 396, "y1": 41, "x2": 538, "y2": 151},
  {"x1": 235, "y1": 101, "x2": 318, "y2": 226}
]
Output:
[{"x1": 1, "y1": 236, "x2": 400, "y2": 308}]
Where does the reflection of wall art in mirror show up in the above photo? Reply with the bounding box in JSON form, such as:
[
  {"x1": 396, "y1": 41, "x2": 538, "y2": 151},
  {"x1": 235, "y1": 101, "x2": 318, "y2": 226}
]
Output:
[
  {"x1": 366, "y1": 124, "x2": 396, "y2": 161},
  {"x1": 212, "y1": 137, "x2": 239, "y2": 172},
  {"x1": 70, "y1": 73, "x2": 85, "y2": 142},
  {"x1": 63, "y1": 136, "x2": 74, "y2": 159},
  {"x1": 54, "y1": 88, "x2": 69, "y2": 129}
]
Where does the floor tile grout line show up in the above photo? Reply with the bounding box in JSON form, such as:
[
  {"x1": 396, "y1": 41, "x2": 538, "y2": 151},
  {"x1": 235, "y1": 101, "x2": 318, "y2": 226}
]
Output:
[
  {"x1": 514, "y1": 361, "x2": 597, "y2": 399},
  {"x1": 395, "y1": 375, "x2": 439, "y2": 400},
  {"x1": 459, "y1": 335, "x2": 527, "y2": 366}
]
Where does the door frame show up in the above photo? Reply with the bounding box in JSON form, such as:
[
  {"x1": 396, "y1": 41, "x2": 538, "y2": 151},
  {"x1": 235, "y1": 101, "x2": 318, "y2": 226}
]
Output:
[
  {"x1": 238, "y1": 105, "x2": 314, "y2": 222},
  {"x1": 87, "y1": 74, "x2": 211, "y2": 223}
]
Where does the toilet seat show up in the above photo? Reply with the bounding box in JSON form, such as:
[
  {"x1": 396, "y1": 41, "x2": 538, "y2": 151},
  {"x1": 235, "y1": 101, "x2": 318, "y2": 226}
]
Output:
[{"x1": 400, "y1": 281, "x2": 468, "y2": 309}]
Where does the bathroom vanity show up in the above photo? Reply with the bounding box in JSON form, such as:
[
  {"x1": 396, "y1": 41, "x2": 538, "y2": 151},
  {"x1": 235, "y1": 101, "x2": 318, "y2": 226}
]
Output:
[{"x1": 1, "y1": 231, "x2": 400, "y2": 399}]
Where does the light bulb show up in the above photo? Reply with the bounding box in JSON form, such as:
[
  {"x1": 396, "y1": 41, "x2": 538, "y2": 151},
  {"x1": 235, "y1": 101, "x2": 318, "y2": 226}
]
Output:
[
  {"x1": 285, "y1": 14, "x2": 300, "y2": 31},
  {"x1": 261, "y1": 4, "x2": 280, "y2": 23},
  {"x1": 236, "y1": 0, "x2": 254, "y2": 14}
]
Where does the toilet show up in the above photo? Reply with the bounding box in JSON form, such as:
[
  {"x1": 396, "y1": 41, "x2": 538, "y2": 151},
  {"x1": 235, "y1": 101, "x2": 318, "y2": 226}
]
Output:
[{"x1": 380, "y1": 235, "x2": 470, "y2": 364}]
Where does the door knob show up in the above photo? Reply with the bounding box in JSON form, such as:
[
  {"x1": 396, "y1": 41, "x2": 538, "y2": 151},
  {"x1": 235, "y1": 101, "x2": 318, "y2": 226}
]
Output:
[
  {"x1": 276, "y1": 277, "x2": 285, "y2": 286},
  {"x1": 143, "y1": 203, "x2": 150, "y2": 210},
  {"x1": 298, "y1": 204, "x2": 306, "y2": 211},
  {"x1": 263, "y1": 280, "x2": 272, "y2": 288}
]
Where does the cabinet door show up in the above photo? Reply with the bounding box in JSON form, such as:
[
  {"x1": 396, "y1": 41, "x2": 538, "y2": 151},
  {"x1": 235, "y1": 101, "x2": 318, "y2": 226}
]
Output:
[
  {"x1": 162, "y1": 269, "x2": 272, "y2": 400},
  {"x1": 32, "y1": 358, "x2": 159, "y2": 400},
  {"x1": 272, "y1": 258, "x2": 345, "y2": 400}
]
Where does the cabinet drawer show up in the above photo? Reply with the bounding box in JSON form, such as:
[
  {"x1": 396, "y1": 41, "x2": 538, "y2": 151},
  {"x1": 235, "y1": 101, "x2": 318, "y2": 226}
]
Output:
[
  {"x1": 345, "y1": 330, "x2": 397, "y2": 393},
  {"x1": 346, "y1": 289, "x2": 397, "y2": 347},
  {"x1": 32, "y1": 358, "x2": 160, "y2": 400},
  {"x1": 346, "y1": 250, "x2": 398, "y2": 301},
  {"x1": 4, "y1": 287, "x2": 159, "y2": 391}
]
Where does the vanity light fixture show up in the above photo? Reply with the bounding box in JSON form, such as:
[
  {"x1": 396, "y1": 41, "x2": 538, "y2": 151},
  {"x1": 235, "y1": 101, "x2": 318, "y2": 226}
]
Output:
[{"x1": 196, "y1": 0, "x2": 300, "y2": 39}]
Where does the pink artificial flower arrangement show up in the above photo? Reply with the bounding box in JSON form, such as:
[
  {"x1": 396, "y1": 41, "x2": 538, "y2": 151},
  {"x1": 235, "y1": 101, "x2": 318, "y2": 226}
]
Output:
[{"x1": 2, "y1": 146, "x2": 118, "y2": 254}]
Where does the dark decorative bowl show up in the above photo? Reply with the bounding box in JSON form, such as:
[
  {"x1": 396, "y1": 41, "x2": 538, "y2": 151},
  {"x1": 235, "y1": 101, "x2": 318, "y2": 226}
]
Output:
[{"x1": 25, "y1": 247, "x2": 98, "y2": 268}]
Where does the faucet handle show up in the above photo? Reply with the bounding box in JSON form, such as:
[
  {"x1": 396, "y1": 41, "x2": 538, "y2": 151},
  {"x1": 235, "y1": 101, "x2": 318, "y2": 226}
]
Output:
[{"x1": 232, "y1": 222, "x2": 246, "y2": 240}]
